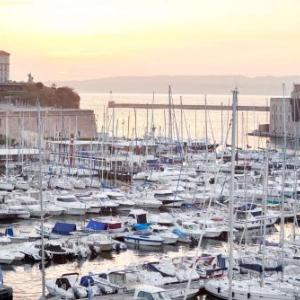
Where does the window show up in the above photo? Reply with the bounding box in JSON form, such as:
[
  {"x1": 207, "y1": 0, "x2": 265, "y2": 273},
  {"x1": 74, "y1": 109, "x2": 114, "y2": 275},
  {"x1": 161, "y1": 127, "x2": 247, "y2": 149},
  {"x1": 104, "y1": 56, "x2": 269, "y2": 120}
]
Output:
[{"x1": 137, "y1": 291, "x2": 154, "y2": 300}]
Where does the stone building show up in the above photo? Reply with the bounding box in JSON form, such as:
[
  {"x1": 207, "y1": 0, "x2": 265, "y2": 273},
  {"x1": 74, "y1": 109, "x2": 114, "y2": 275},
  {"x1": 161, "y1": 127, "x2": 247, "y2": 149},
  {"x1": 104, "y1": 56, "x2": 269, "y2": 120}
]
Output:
[
  {"x1": 0, "y1": 51, "x2": 9, "y2": 83},
  {"x1": 0, "y1": 105, "x2": 97, "y2": 146},
  {"x1": 269, "y1": 84, "x2": 300, "y2": 138}
]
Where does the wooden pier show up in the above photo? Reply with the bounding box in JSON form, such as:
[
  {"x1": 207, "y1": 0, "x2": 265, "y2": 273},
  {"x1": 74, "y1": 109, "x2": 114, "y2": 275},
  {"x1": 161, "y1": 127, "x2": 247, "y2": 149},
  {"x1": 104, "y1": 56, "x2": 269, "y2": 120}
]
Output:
[{"x1": 108, "y1": 101, "x2": 269, "y2": 111}]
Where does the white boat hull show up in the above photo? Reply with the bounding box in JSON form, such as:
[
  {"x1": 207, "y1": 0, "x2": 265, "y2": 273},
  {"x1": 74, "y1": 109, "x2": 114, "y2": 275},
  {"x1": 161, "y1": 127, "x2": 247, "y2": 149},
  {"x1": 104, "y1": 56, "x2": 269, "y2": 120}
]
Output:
[
  {"x1": 124, "y1": 235, "x2": 163, "y2": 246},
  {"x1": 205, "y1": 279, "x2": 293, "y2": 300},
  {"x1": 234, "y1": 216, "x2": 278, "y2": 230}
]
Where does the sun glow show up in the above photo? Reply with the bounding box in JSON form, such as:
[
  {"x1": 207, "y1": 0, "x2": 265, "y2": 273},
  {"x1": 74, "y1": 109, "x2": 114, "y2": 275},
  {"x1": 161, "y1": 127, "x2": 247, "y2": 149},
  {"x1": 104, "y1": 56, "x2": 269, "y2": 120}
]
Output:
[{"x1": 1, "y1": 0, "x2": 300, "y2": 81}]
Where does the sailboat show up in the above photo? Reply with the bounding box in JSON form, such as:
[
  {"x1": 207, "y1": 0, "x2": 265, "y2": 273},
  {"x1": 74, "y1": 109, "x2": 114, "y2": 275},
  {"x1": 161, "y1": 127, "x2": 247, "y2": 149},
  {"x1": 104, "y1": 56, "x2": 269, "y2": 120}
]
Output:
[{"x1": 205, "y1": 88, "x2": 296, "y2": 300}]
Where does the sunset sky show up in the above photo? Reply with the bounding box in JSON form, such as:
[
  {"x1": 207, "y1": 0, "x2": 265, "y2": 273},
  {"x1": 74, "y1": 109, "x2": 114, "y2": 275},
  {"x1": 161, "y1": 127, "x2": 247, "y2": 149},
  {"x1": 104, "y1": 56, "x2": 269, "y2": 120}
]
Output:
[{"x1": 1, "y1": 0, "x2": 300, "y2": 81}]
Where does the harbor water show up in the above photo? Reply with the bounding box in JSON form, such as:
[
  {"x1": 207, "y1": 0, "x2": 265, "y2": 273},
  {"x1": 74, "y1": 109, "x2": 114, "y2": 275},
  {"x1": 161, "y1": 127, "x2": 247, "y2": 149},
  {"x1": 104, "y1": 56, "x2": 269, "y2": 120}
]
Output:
[
  {"x1": 1, "y1": 215, "x2": 290, "y2": 299},
  {"x1": 80, "y1": 93, "x2": 273, "y2": 148}
]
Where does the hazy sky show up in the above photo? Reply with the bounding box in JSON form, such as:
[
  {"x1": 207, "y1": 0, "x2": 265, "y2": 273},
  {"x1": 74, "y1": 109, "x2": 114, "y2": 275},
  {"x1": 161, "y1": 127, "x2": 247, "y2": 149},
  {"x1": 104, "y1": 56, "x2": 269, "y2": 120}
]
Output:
[{"x1": 1, "y1": 0, "x2": 300, "y2": 81}]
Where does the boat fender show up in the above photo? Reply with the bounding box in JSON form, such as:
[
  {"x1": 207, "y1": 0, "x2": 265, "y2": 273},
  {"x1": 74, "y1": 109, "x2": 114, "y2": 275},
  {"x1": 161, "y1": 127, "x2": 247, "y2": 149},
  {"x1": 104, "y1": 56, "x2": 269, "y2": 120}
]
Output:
[
  {"x1": 73, "y1": 288, "x2": 81, "y2": 299},
  {"x1": 218, "y1": 287, "x2": 221, "y2": 293},
  {"x1": 115, "y1": 243, "x2": 121, "y2": 252},
  {"x1": 232, "y1": 292, "x2": 235, "y2": 298},
  {"x1": 247, "y1": 292, "x2": 251, "y2": 298}
]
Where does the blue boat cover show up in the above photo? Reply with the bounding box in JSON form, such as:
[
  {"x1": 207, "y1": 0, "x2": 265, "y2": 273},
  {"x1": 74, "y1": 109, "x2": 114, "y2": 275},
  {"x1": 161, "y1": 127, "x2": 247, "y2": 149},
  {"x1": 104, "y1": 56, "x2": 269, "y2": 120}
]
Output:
[
  {"x1": 52, "y1": 222, "x2": 77, "y2": 235},
  {"x1": 132, "y1": 223, "x2": 150, "y2": 231},
  {"x1": 172, "y1": 228, "x2": 187, "y2": 238},
  {"x1": 5, "y1": 227, "x2": 13, "y2": 237},
  {"x1": 80, "y1": 275, "x2": 94, "y2": 287},
  {"x1": 86, "y1": 220, "x2": 107, "y2": 231},
  {"x1": 239, "y1": 263, "x2": 282, "y2": 273}
]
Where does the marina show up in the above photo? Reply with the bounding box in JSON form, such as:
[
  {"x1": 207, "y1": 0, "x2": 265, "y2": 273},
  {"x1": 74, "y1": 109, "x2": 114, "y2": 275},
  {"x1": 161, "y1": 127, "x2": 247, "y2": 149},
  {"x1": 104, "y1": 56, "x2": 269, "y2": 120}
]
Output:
[
  {"x1": 1, "y1": 1, "x2": 300, "y2": 299},
  {"x1": 0, "y1": 89, "x2": 298, "y2": 299}
]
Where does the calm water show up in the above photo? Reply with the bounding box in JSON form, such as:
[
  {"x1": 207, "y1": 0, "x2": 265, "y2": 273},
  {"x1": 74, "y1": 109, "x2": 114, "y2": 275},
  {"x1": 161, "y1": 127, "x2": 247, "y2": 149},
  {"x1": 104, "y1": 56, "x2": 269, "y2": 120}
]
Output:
[
  {"x1": 80, "y1": 93, "x2": 275, "y2": 148},
  {"x1": 2, "y1": 214, "x2": 293, "y2": 299},
  {"x1": 2, "y1": 215, "x2": 223, "y2": 300}
]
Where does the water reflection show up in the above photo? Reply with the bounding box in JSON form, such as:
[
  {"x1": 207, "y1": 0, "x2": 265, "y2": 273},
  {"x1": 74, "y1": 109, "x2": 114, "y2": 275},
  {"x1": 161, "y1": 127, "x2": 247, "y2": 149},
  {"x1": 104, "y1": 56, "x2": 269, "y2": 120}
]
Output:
[{"x1": 1, "y1": 219, "x2": 296, "y2": 299}]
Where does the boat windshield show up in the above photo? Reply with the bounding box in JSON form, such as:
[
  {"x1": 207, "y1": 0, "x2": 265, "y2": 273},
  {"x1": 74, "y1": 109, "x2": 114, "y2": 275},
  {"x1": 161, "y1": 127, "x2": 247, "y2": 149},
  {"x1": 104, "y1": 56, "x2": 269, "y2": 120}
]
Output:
[
  {"x1": 236, "y1": 212, "x2": 246, "y2": 220},
  {"x1": 137, "y1": 291, "x2": 171, "y2": 300},
  {"x1": 183, "y1": 223, "x2": 197, "y2": 230},
  {"x1": 251, "y1": 210, "x2": 262, "y2": 217},
  {"x1": 57, "y1": 197, "x2": 76, "y2": 202},
  {"x1": 155, "y1": 292, "x2": 172, "y2": 300}
]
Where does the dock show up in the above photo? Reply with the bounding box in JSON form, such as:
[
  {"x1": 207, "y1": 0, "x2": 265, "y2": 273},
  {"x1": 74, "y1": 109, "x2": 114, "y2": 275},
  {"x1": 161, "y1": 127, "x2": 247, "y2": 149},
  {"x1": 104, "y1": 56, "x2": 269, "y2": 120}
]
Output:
[{"x1": 108, "y1": 101, "x2": 269, "y2": 111}]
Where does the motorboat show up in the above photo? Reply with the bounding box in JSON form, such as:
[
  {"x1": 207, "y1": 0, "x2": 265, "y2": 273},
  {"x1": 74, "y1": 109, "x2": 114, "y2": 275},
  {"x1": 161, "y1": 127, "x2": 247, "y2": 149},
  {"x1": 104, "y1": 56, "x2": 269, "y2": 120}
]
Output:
[
  {"x1": 85, "y1": 218, "x2": 125, "y2": 234},
  {"x1": 105, "y1": 191, "x2": 135, "y2": 210},
  {"x1": 70, "y1": 178, "x2": 86, "y2": 190},
  {"x1": 81, "y1": 233, "x2": 113, "y2": 252},
  {"x1": 175, "y1": 221, "x2": 206, "y2": 240},
  {"x1": 92, "y1": 192, "x2": 119, "y2": 214},
  {"x1": 77, "y1": 195, "x2": 101, "y2": 214},
  {"x1": 46, "y1": 272, "x2": 117, "y2": 299},
  {"x1": 234, "y1": 203, "x2": 279, "y2": 230},
  {"x1": 151, "y1": 224, "x2": 178, "y2": 244},
  {"x1": 149, "y1": 212, "x2": 175, "y2": 226},
  {"x1": 205, "y1": 277, "x2": 295, "y2": 300},
  {"x1": 123, "y1": 232, "x2": 164, "y2": 247},
  {"x1": 7, "y1": 205, "x2": 30, "y2": 219},
  {"x1": 0, "y1": 180, "x2": 14, "y2": 192},
  {"x1": 132, "y1": 193, "x2": 162, "y2": 209},
  {"x1": 55, "y1": 194, "x2": 88, "y2": 215},
  {"x1": 14, "y1": 180, "x2": 30, "y2": 191}
]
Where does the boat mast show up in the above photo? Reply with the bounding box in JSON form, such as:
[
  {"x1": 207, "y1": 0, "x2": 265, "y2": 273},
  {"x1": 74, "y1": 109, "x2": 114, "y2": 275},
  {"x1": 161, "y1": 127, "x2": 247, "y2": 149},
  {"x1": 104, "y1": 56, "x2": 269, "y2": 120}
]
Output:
[
  {"x1": 204, "y1": 94, "x2": 208, "y2": 163},
  {"x1": 37, "y1": 101, "x2": 46, "y2": 299},
  {"x1": 228, "y1": 88, "x2": 237, "y2": 300},
  {"x1": 21, "y1": 111, "x2": 24, "y2": 174},
  {"x1": 127, "y1": 111, "x2": 130, "y2": 140},
  {"x1": 151, "y1": 91, "x2": 155, "y2": 139},
  {"x1": 180, "y1": 96, "x2": 183, "y2": 141},
  {"x1": 163, "y1": 109, "x2": 167, "y2": 142},
  {"x1": 134, "y1": 108, "x2": 137, "y2": 146},
  {"x1": 101, "y1": 107, "x2": 105, "y2": 183},
  {"x1": 5, "y1": 111, "x2": 8, "y2": 179},
  {"x1": 292, "y1": 93, "x2": 298, "y2": 241},
  {"x1": 111, "y1": 91, "x2": 116, "y2": 185},
  {"x1": 261, "y1": 141, "x2": 269, "y2": 287},
  {"x1": 221, "y1": 101, "x2": 224, "y2": 147},
  {"x1": 168, "y1": 85, "x2": 173, "y2": 143},
  {"x1": 280, "y1": 83, "x2": 287, "y2": 280},
  {"x1": 194, "y1": 110, "x2": 197, "y2": 140}
]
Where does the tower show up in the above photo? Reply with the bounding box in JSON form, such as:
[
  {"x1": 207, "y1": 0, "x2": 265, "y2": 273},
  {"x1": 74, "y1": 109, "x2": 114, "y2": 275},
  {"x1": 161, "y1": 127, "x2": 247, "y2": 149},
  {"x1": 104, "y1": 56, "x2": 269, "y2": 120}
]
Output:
[{"x1": 0, "y1": 51, "x2": 10, "y2": 83}]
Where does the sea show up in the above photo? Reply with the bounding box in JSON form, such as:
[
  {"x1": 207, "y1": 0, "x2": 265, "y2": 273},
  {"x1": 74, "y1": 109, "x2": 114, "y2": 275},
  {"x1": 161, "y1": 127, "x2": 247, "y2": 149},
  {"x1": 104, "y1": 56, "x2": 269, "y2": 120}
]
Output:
[
  {"x1": 2, "y1": 93, "x2": 285, "y2": 299},
  {"x1": 80, "y1": 93, "x2": 274, "y2": 149}
]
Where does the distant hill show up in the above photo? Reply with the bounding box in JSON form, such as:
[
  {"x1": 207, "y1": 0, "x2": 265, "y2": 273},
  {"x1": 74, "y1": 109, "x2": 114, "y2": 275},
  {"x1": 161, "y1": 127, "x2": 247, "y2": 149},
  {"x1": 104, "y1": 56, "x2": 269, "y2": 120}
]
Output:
[{"x1": 51, "y1": 75, "x2": 300, "y2": 95}]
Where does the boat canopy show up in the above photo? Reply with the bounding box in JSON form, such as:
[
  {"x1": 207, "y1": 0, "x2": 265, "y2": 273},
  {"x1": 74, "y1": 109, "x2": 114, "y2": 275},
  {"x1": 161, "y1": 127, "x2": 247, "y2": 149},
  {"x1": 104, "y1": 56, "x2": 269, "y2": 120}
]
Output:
[
  {"x1": 80, "y1": 275, "x2": 94, "y2": 287},
  {"x1": 5, "y1": 227, "x2": 13, "y2": 237},
  {"x1": 86, "y1": 220, "x2": 107, "y2": 231},
  {"x1": 52, "y1": 222, "x2": 77, "y2": 235},
  {"x1": 236, "y1": 203, "x2": 257, "y2": 211},
  {"x1": 239, "y1": 263, "x2": 283, "y2": 273},
  {"x1": 133, "y1": 223, "x2": 150, "y2": 231}
]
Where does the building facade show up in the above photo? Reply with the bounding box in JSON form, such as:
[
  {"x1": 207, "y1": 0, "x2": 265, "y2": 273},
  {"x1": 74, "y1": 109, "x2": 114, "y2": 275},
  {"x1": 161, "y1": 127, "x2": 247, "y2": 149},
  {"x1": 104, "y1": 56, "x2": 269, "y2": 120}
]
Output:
[
  {"x1": 0, "y1": 51, "x2": 10, "y2": 83},
  {"x1": 269, "y1": 84, "x2": 300, "y2": 138}
]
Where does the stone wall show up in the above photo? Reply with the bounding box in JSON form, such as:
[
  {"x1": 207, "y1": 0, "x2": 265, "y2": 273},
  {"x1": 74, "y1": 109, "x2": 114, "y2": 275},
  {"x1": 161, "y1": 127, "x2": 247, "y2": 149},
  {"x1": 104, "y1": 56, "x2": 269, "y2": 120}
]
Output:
[{"x1": 0, "y1": 107, "x2": 97, "y2": 146}]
